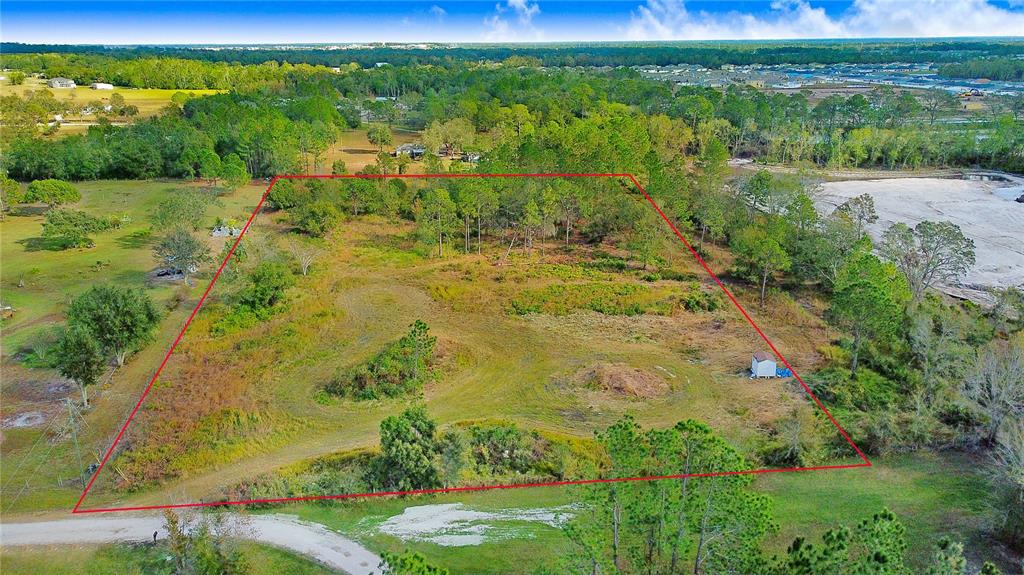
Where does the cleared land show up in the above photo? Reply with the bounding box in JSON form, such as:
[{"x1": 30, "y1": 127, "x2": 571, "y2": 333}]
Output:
[
  {"x1": 1, "y1": 77, "x2": 220, "y2": 118},
  {"x1": 0, "y1": 180, "x2": 269, "y2": 513},
  {"x1": 75, "y1": 179, "x2": 846, "y2": 510},
  {"x1": 815, "y1": 176, "x2": 1024, "y2": 302},
  {"x1": 1, "y1": 179, "x2": 1015, "y2": 573}
]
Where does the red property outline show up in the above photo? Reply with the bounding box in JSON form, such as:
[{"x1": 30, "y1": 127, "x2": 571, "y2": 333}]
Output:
[{"x1": 72, "y1": 173, "x2": 871, "y2": 514}]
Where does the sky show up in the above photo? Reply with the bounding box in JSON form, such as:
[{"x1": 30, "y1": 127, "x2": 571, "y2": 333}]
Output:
[{"x1": 3, "y1": 0, "x2": 1024, "y2": 45}]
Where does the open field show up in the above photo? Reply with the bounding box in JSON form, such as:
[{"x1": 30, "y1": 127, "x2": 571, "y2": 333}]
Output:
[
  {"x1": 815, "y1": 176, "x2": 1024, "y2": 303},
  {"x1": 69, "y1": 176, "x2": 845, "y2": 511},
  {"x1": 0, "y1": 77, "x2": 220, "y2": 118},
  {"x1": 0, "y1": 180, "x2": 269, "y2": 513},
  {"x1": 2, "y1": 178, "x2": 1016, "y2": 573},
  {"x1": 320, "y1": 127, "x2": 421, "y2": 174},
  {"x1": 250, "y1": 451, "x2": 1005, "y2": 573}
]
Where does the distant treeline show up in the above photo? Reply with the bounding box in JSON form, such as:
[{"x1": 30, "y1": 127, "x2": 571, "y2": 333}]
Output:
[
  {"x1": 0, "y1": 53, "x2": 334, "y2": 91},
  {"x1": 939, "y1": 57, "x2": 1024, "y2": 81},
  {"x1": 4, "y1": 39, "x2": 1024, "y2": 73}
]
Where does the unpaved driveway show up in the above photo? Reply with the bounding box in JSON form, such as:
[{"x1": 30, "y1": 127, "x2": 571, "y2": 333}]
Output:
[{"x1": 0, "y1": 514, "x2": 381, "y2": 575}]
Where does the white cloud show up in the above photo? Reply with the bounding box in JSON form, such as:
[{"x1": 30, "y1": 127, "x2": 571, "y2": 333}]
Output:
[
  {"x1": 507, "y1": 0, "x2": 541, "y2": 25},
  {"x1": 429, "y1": 5, "x2": 447, "y2": 19},
  {"x1": 484, "y1": 0, "x2": 543, "y2": 41},
  {"x1": 626, "y1": 0, "x2": 1024, "y2": 40}
]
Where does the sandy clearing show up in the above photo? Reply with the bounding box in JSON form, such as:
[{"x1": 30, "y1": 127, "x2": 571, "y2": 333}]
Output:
[
  {"x1": 0, "y1": 514, "x2": 381, "y2": 574},
  {"x1": 815, "y1": 177, "x2": 1024, "y2": 302}
]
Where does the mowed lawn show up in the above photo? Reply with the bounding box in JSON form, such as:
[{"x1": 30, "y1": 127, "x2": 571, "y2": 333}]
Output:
[
  {"x1": 320, "y1": 126, "x2": 421, "y2": 174},
  {"x1": 0, "y1": 180, "x2": 268, "y2": 515},
  {"x1": 759, "y1": 451, "x2": 1004, "y2": 569}
]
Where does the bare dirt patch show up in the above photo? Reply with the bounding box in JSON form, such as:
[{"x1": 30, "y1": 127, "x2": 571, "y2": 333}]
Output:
[
  {"x1": 575, "y1": 362, "x2": 668, "y2": 399},
  {"x1": 816, "y1": 177, "x2": 1024, "y2": 303}
]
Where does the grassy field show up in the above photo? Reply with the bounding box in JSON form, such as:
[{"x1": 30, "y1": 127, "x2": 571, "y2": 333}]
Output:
[
  {"x1": 0, "y1": 177, "x2": 1015, "y2": 573},
  {"x1": 0, "y1": 540, "x2": 334, "y2": 575},
  {"x1": 0, "y1": 180, "x2": 268, "y2": 514},
  {"x1": 1, "y1": 77, "x2": 219, "y2": 120},
  {"x1": 320, "y1": 126, "x2": 421, "y2": 174},
  {"x1": 73, "y1": 176, "x2": 840, "y2": 510},
  {"x1": 255, "y1": 451, "x2": 1004, "y2": 573},
  {"x1": 759, "y1": 451, "x2": 1010, "y2": 570}
]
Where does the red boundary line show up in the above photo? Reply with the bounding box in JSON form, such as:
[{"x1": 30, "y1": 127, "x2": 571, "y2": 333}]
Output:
[{"x1": 72, "y1": 172, "x2": 870, "y2": 514}]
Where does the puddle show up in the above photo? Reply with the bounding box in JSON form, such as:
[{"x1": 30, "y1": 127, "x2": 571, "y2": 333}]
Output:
[
  {"x1": 2, "y1": 411, "x2": 47, "y2": 429},
  {"x1": 373, "y1": 503, "x2": 574, "y2": 547}
]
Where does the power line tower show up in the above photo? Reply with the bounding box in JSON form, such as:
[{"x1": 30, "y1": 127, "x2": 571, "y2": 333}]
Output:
[{"x1": 64, "y1": 398, "x2": 87, "y2": 490}]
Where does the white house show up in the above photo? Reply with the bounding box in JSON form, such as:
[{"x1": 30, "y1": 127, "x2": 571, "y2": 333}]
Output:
[
  {"x1": 90, "y1": 82, "x2": 114, "y2": 90},
  {"x1": 47, "y1": 77, "x2": 76, "y2": 89},
  {"x1": 751, "y1": 352, "x2": 777, "y2": 378}
]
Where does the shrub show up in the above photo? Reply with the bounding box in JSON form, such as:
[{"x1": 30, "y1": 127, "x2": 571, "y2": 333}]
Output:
[
  {"x1": 677, "y1": 281, "x2": 723, "y2": 312},
  {"x1": 509, "y1": 282, "x2": 673, "y2": 316},
  {"x1": 211, "y1": 262, "x2": 295, "y2": 335},
  {"x1": 26, "y1": 179, "x2": 80, "y2": 207},
  {"x1": 324, "y1": 320, "x2": 436, "y2": 400},
  {"x1": 41, "y1": 208, "x2": 119, "y2": 248},
  {"x1": 468, "y1": 423, "x2": 537, "y2": 475},
  {"x1": 293, "y1": 199, "x2": 341, "y2": 237}
]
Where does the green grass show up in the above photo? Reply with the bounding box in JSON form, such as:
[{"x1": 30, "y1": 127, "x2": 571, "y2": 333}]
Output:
[
  {"x1": 0, "y1": 540, "x2": 335, "y2": 575},
  {"x1": 1, "y1": 180, "x2": 261, "y2": 355},
  {"x1": 0, "y1": 77, "x2": 220, "y2": 120},
  {"x1": 0, "y1": 180, "x2": 267, "y2": 515},
  {"x1": 270, "y1": 451, "x2": 1006, "y2": 574},
  {"x1": 758, "y1": 452, "x2": 1000, "y2": 568},
  {"x1": 268, "y1": 487, "x2": 575, "y2": 575}
]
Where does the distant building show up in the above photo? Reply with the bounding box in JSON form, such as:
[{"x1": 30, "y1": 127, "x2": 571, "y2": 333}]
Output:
[
  {"x1": 47, "y1": 77, "x2": 76, "y2": 89},
  {"x1": 750, "y1": 352, "x2": 777, "y2": 379},
  {"x1": 394, "y1": 143, "x2": 426, "y2": 159},
  {"x1": 459, "y1": 152, "x2": 481, "y2": 163},
  {"x1": 90, "y1": 82, "x2": 114, "y2": 90}
]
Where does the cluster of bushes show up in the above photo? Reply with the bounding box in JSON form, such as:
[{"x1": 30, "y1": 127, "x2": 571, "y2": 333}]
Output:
[
  {"x1": 41, "y1": 208, "x2": 122, "y2": 248},
  {"x1": 509, "y1": 282, "x2": 685, "y2": 317},
  {"x1": 210, "y1": 261, "x2": 295, "y2": 335},
  {"x1": 322, "y1": 320, "x2": 436, "y2": 400},
  {"x1": 224, "y1": 407, "x2": 599, "y2": 502}
]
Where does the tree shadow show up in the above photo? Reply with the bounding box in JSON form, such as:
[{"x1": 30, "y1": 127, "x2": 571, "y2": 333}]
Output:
[
  {"x1": 11, "y1": 205, "x2": 49, "y2": 217},
  {"x1": 116, "y1": 229, "x2": 154, "y2": 250},
  {"x1": 16, "y1": 236, "x2": 70, "y2": 252}
]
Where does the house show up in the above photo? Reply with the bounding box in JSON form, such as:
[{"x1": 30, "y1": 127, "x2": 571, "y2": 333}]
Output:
[
  {"x1": 394, "y1": 143, "x2": 426, "y2": 160},
  {"x1": 750, "y1": 352, "x2": 777, "y2": 378},
  {"x1": 211, "y1": 225, "x2": 242, "y2": 238},
  {"x1": 90, "y1": 82, "x2": 114, "y2": 90},
  {"x1": 47, "y1": 77, "x2": 76, "y2": 88}
]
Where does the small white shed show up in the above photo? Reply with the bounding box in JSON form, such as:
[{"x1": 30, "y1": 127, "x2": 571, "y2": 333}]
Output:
[
  {"x1": 751, "y1": 352, "x2": 777, "y2": 378},
  {"x1": 90, "y1": 82, "x2": 114, "y2": 90}
]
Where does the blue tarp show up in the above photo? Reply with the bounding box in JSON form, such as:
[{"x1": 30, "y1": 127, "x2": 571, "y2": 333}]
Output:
[{"x1": 776, "y1": 367, "x2": 793, "y2": 378}]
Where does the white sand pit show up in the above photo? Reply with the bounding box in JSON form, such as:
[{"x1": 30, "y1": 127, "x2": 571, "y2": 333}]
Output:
[{"x1": 816, "y1": 177, "x2": 1024, "y2": 304}]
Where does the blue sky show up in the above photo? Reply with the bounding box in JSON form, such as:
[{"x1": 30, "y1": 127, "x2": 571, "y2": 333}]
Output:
[{"x1": 3, "y1": 1, "x2": 1024, "y2": 44}]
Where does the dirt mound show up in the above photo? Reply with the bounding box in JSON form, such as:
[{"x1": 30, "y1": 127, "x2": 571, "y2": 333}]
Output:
[{"x1": 576, "y1": 362, "x2": 668, "y2": 399}]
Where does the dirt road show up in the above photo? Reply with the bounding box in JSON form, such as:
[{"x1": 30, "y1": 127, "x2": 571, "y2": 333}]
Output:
[{"x1": 0, "y1": 514, "x2": 381, "y2": 575}]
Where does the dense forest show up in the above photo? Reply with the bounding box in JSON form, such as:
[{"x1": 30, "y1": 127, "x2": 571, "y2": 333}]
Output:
[
  {"x1": 3, "y1": 63, "x2": 1023, "y2": 183},
  {"x1": 939, "y1": 57, "x2": 1024, "y2": 81},
  {"x1": 4, "y1": 39, "x2": 1024, "y2": 71}
]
